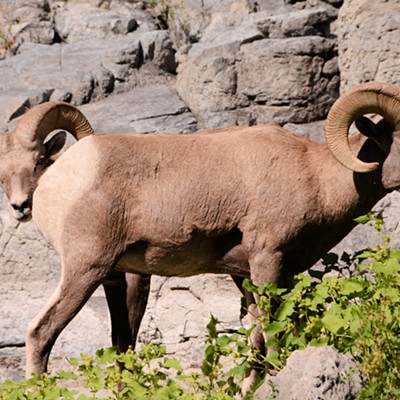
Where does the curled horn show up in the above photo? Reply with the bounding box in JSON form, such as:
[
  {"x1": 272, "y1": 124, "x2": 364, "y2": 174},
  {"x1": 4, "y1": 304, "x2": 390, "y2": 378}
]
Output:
[
  {"x1": 14, "y1": 101, "x2": 94, "y2": 145},
  {"x1": 325, "y1": 82, "x2": 400, "y2": 173}
]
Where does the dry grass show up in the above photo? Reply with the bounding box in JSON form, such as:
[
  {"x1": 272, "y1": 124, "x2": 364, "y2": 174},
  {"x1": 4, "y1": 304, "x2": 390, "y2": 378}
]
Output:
[{"x1": 0, "y1": 3, "x2": 16, "y2": 59}]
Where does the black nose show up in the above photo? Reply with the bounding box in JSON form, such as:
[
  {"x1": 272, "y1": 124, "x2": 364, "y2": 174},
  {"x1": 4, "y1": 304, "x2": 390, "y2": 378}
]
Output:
[{"x1": 11, "y1": 200, "x2": 30, "y2": 211}]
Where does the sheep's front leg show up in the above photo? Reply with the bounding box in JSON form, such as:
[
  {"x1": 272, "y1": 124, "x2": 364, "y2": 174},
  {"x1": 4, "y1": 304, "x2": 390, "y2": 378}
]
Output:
[
  {"x1": 25, "y1": 262, "x2": 111, "y2": 378},
  {"x1": 103, "y1": 272, "x2": 151, "y2": 353}
]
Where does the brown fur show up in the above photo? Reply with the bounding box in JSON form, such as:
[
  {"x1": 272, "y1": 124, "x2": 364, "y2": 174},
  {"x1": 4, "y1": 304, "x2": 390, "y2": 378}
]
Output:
[{"x1": 25, "y1": 119, "x2": 398, "y2": 381}]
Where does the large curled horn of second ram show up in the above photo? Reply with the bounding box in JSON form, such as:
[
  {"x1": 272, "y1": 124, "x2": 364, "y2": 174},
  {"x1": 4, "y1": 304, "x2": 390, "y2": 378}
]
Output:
[
  {"x1": 14, "y1": 101, "x2": 94, "y2": 145},
  {"x1": 325, "y1": 82, "x2": 400, "y2": 173}
]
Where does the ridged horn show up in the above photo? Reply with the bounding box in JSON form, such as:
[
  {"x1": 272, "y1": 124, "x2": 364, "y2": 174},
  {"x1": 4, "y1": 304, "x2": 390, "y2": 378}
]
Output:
[
  {"x1": 14, "y1": 101, "x2": 94, "y2": 145},
  {"x1": 325, "y1": 82, "x2": 400, "y2": 173}
]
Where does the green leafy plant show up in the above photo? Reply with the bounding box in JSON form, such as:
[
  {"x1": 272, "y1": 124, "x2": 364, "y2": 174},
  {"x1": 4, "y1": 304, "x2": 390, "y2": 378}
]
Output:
[
  {"x1": 243, "y1": 212, "x2": 400, "y2": 399},
  {"x1": 0, "y1": 325, "x2": 255, "y2": 399},
  {"x1": 195, "y1": 315, "x2": 252, "y2": 399},
  {"x1": 66, "y1": 344, "x2": 192, "y2": 399}
]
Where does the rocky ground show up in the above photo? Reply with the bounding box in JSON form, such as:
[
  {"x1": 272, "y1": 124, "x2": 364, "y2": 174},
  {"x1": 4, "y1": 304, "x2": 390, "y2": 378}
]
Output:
[{"x1": 0, "y1": 0, "x2": 399, "y2": 398}]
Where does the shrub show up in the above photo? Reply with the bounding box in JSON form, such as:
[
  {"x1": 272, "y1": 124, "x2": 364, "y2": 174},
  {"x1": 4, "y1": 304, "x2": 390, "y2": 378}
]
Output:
[{"x1": 0, "y1": 324, "x2": 253, "y2": 399}]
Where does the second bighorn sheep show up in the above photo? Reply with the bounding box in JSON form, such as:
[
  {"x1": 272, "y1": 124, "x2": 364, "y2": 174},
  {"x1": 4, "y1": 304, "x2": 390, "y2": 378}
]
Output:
[{"x1": 1, "y1": 82, "x2": 400, "y2": 382}]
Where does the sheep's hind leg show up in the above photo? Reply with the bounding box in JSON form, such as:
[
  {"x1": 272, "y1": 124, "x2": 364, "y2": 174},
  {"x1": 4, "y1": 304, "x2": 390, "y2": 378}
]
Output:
[
  {"x1": 103, "y1": 272, "x2": 151, "y2": 353},
  {"x1": 25, "y1": 262, "x2": 111, "y2": 378},
  {"x1": 242, "y1": 247, "x2": 283, "y2": 394}
]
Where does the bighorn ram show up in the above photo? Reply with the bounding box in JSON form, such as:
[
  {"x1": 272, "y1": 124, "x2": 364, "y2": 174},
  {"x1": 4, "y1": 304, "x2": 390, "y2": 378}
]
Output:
[
  {"x1": 1, "y1": 82, "x2": 400, "y2": 386},
  {"x1": 0, "y1": 101, "x2": 146, "y2": 370}
]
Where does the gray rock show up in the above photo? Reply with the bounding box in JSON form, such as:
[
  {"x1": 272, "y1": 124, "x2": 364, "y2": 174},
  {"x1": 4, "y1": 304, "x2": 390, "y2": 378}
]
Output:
[
  {"x1": 13, "y1": 21, "x2": 55, "y2": 45},
  {"x1": 53, "y1": 2, "x2": 139, "y2": 42},
  {"x1": 253, "y1": 0, "x2": 340, "y2": 19},
  {"x1": 237, "y1": 36, "x2": 338, "y2": 124},
  {"x1": 10, "y1": 0, "x2": 51, "y2": 23},
  {"x1": 176, "y1": 42, "x2": 245, "y2": 125},
  {"x1": 177, "y1": 35, "x2": 338, "y2": 128},
  {"x1": 165, "y1": 0, "x2": 250, "y2": 42},
  {"x1": 141, "y1": 275, "x2": 242, "y2": 348},
  {"x1": 254, "y1": 8, "x2": 332, "y2": 38},
  {"x1": 283, "y1": 119, "x2": 326, "y2": 142},
  {"x1": 256, "y1": 347, "x2": 362, "y2": 400},
  {"x1": 0, "y1": 30, "x2": 176, "y2": 112},
  {"x1": 337, "y1": 0, "x2": 400, "y2": 92},
  {"x1": 139, "y1": 30, "x2": 177, "y2": 73},
  {"x1": 0, "y1": 89, "x2": 53, "y2": 124},
  {"x1": 80, "y1": 85, "x2": 197, "y2": 134}
]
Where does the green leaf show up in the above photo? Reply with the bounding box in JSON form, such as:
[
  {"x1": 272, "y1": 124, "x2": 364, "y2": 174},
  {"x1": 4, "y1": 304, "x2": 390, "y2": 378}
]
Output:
[
  {"x1": 265, "y1": 351, "x2": 284, "y2": 369},
  {"x1": 265, "y1": 337, "x2": 279, "y2": 349},
  {"x1": 374, "y1": 287, "x2": 400, "y2": 303},
  {"x1": 389, "y1": 249, "x2": 400, "y2": 259},
  {"x1": 227, "y1": 361, "x2": 250, "y2": 378},
  {"x1": 263, "y1": 321, "x2": 287, "y2": 337},
  {"x1": 217, "y1": 335, "x2": 231, "y2": 347},
  {"x1": 95, "y1": 347, "x2": 118, "y2": 364},
  {"x1": 125, "y1": 381, "x2": 148, "y2": 398},
  {"x1": 354, "y1": 214, "x2": 373, "y2": 224},
  {"x1": 339, "y1": 280, "x2": 364, "y2": 296},
  {"x1": 372, "y1": 258, "x2": 400, "y2": 275},
  {"x1": 162, "y1": 357, "x2": 183, "y2": 373},
  {"x1": 68, "y1": 357, "x2": 79, "y2": 366},
  {"x1": 292, "y1": 275, "x2": 312, "y2": 294},
  {"x1": 206, "y1": 315, "x2": 219, "y2": 339},
  {"x1": 275, "y1": 300, "x2": 295, "y2": 321},
  {"x1": 280, "y1": 332, "x2": 295, "y2": 348},
  {"x1": 57, "y1": 370, "x2": 79, "y2": 380},
  {"x1": 201, "y1": 361, "x2": 213, "y2": 376},
  {"x1": 310, "y1": 292, "x2": 327, "y2": 312},
  {"x1": 76, "y1": 394, "x2": 93, "y2": 400},
  {"x1": 242, "y1": 279, "x2": 258, "y2": 293},
  {"x1": 322, "y1": 306, "x2": 346, "y2": 334}
]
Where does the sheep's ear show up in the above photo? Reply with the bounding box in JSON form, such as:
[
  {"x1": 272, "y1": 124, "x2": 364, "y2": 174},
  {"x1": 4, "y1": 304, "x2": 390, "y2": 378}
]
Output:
[
  {"x1": 355, "y1": 117, "x2": 393, "y2": 153},
  {"x1": 355, "y1": 117, "x2": 379, "y2": 138},
  {"x1": 44, "y1": 131, "x2": 67, "y2": 159}
]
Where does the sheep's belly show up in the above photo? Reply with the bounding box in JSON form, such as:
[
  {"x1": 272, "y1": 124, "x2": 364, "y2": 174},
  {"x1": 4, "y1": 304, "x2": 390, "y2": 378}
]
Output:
[{"x1": 115, "y1": 236, "x2": 249, "y2": 278}]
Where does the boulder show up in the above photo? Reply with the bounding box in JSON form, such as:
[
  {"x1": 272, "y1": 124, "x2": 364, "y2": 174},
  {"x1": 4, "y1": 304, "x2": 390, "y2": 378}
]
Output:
[
  {"x1": 80, "y1": 85, "x2": 197, "y2": 134},
  {"x1": 237, "y1": 36, "x2": 338, "y2": 124},
  {"x1": 256, "y1": 346, "x2": 362, "y2": 400},
  {"x1": 337, "y1": 0, "x2": 400, "y2": 91},
  {"x1": 177, "y1": 34, "x2": 338, "y2": 128},
  {"x1": 0, "y1": 30, "x2": 176, "y2": 114},
  {"x1": 53, "y1": 2, "x2": 139, "y2": 42}
]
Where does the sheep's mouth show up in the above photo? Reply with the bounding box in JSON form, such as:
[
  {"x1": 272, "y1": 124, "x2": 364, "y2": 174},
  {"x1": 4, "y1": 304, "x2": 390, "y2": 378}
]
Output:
[{"x1": 13, "y1": 209, "x2": 32, "y2": 222}]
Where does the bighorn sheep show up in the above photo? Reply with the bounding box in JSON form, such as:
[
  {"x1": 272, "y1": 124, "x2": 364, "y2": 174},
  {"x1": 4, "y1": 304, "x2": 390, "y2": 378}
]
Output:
[
  {"x1": 1, "y1": 82, "x2": 400, "y2": 386},
  {"x1": 0, "y1": 101, "x2": 145, "y2": 370}
]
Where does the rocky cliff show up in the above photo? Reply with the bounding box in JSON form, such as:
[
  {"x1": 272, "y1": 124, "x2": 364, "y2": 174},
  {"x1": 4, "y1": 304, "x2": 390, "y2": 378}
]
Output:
[{"x1": 0, "y1": 0, "x2": 399, "y2": 395}]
